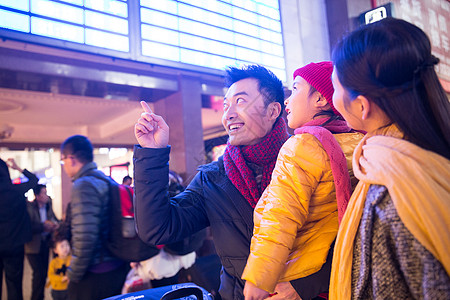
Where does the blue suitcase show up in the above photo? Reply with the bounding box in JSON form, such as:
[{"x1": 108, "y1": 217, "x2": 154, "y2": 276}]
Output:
[{"x1": 104, "y1": 282, "x2": 214, "y2": 300}]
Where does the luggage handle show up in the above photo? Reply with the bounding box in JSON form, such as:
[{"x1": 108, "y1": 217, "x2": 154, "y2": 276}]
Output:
[{"x1": 160, "y1": 286, "x2": 205, "y2": 300}]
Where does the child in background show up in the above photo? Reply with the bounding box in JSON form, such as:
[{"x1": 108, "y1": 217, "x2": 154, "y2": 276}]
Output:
[
  {"x1": 47, "y1": 231, "x2": 71, "y2": 300},
  {"x1": 242, "y1": 61, "x2": 363, "y2": 300}
]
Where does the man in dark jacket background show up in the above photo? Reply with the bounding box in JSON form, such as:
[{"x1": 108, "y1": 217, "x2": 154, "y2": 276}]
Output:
[
  {"x1": 60, "y1": 135, "x2": 128, "y2": 300},
  {"x1": 133, "y1": 65, "x2": 303, "y2": 299},
  {"x1": 0, "y1": 158, "x2": 38, "y2": 300},
  {"x1": 25, "y1": 184, "x2": 59, "y2": 300}
]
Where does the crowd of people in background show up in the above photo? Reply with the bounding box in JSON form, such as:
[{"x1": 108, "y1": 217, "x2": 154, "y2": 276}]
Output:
[{"x1": 1, "y1": 17, "x2": 449, "y2": 300}]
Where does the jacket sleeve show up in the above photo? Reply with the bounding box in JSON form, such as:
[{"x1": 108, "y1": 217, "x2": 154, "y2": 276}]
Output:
[
  {"x1": 67, "y1": 179, "x2": 104, "y2": 282},
  {"x1": 16, "y1": 169, "x2": 39, "y2": 195},
  {"x1": 133, "y1": 145, "x2": 209, "y2": 246},
  {"x1": 242, "y1": 135, "x2": 328, "y2": 293},
  {"x1": 27, "y1": 202, "x2": 44, "y2": 234}
]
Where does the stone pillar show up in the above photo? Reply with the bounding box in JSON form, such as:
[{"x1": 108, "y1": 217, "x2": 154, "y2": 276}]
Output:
[{"x1": 158, "y1": 75, "x2": 205, "y2": 184}]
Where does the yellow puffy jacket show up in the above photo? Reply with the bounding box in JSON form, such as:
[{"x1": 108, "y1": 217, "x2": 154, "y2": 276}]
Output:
[{"x1": 242, "y1": 132, "x2": 363, "y2": 293}]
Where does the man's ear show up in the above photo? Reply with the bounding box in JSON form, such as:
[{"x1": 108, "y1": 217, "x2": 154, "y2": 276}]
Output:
[
  {"x1": 267, "y1": 102, "x2": 282, "y2": 121},
  {"x1": 68, "y1": 156, "x2": 78, "y2": 168}
]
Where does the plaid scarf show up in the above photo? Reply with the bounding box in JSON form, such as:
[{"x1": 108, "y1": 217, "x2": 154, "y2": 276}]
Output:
[
  {"x1": 223, "y1": 118, "x2": 289, "y2": 208},
  {"x1": 294, "y1": 118, "x2": 353, "y2": 223}
]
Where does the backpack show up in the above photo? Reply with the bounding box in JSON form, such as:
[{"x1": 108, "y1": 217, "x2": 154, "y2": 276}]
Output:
[{"x1": 88, "y1": 171, "x2": 159, "y2": 262}]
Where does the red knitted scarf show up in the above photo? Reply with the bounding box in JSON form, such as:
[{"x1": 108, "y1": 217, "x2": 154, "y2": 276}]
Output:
[
  {"x1": 223, "y1": 118, "x2": 289, "y2": 208},
  {"x1": 294, "y1": 118, "x2": 352, "y2": 223}
]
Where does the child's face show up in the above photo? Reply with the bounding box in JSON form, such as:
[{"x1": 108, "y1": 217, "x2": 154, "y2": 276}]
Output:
[
  {"x1": 54, "y1": 240, "x2": 71, "y2": 259},
  {"x1": 285, "y1": 76, "x2": 317, "y2": 129}
]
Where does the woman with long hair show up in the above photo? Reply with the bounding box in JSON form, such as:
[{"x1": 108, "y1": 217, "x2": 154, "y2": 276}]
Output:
[{"x1": 330, "y1": 17, "x2": 450, "y2": 299}]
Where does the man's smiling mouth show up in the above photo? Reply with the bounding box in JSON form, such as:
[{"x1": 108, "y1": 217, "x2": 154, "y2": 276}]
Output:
[{"x1": 228, "y1": 123, "x2": 244, "y2": 132}]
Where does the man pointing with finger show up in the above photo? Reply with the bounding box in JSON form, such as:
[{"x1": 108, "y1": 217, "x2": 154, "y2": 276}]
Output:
[{"x1": 134, "y1": 65, "x2": 302, "y2": 299}]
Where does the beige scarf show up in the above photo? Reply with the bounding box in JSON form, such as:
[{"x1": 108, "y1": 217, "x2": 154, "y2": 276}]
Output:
[{"x1": 329, "y1": 124, "x2": 450, "y2": 299}]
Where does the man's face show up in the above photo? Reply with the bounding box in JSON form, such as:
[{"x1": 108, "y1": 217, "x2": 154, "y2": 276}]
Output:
[
  {"x1": 60, "y1": 154, "x2": 77, "y2": 178},
  {"x1": 222, "y1": 78, "x2": 276, "y2": 146},
  {"x1": 36, "y1": 187, "x2": 49, "y2": 206}
]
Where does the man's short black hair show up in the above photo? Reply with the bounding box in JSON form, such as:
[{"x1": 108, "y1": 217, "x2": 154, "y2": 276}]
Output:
[
  {"x1": 122, "y1": 175, "x2": 132, "y2": 184},
  {"x1": 225, "y1": 65, "x2": 285, "y2": 117},
  {"x1": 60, "y1": 135, "x2": 94, "y2": 164},
  {"x1": 33, "y1": 184, "x2": 46, "y2": 197}
]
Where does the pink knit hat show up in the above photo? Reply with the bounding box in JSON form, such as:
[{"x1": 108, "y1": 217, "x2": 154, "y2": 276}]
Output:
[{"x1": 293, "y1": 61, "x2": 341, "y2": 117}]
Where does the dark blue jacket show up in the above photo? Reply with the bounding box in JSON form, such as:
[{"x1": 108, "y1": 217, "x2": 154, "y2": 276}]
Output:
[{"x1": 134, "y1": 146, "x2": 255, "y2": 300}]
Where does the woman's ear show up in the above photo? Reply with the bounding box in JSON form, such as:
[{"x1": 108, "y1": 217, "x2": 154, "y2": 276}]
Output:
[
  {"x1": 356, "y1": 95, "x2": 371, "y2": 121},
  {"x1": 267, "y1": 102, "x2": 282, "y2": 121}
]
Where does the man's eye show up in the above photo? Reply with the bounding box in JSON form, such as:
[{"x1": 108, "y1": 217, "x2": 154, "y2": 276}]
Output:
[
  {"x1": 236, "y1": 98, "x2": 245, "y2": 104},
  {"x1": 223, "y1": 103, "x2": 228, "y2": 110}
]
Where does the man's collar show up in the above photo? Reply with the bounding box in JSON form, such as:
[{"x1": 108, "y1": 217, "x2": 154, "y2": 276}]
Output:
[{"x1": 72, "y1": 161, "x2": 97, "y2": 181}]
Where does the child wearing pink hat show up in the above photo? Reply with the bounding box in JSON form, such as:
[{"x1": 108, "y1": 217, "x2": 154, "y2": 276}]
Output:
[{"x1": 242, "y1": 62, "x2": 363, "y2": 300}]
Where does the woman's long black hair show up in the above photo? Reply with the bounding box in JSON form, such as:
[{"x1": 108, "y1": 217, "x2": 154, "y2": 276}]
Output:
[{"x1": 332, "y1": 18, "x2": 450, "y2": 159}]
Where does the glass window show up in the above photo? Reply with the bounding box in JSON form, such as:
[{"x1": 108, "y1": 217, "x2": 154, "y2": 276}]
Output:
[
  {"x1": 31, "y1": 0, "x2": 84, "y2": 24},
  {"x1": 233, "y1": 20, "x2": 259, "y2": 37},
  {"x1": 236, "y1": 47, "x2": 262, "y2": 64},
  {"x1": 257, "y1": 0, "x2": 279, "y2": 9},
  {"x1": 232, "y1": 6, "x2": 257, "y2": 23},
  {"x1": 59, "y1": 0, "x2": 83, "y2": 5},
  {"x1": 260, "y1": 27, "x2": 283, "y2": 44},
  {"x1": 232, "y1": 0, "x2": 257, "y2": 12},
  {"x1": 0, "y1": 0, "x2": 286, "y2": 81},
  {"x1": 261, "y1": 40, "x2": 284, "y2": 56},
  {"x1": 140, "y1": 0, "x2": 177, "y2": 15},
  {"x1": 141, "y1": 8, "x2": 179, "y2": 30},
  {"x1": 142, "y1": 40, "x2": 180, "y2": 61},
  {"x1": 234, "y1": 33, "x2": 261, "y2": 51},
  {"x1": 31, "y1": 17, "x2": 84, "y2": 43},
  {"x1": 178, "y1": 3, "x2": 233, "y2": 30},
  {"x1": 85, "y1": 0, "x2": 127, "y2": 18},
  {"x1": 262, "y1": 53, "x2": 285, "y2": 69},
  {"x1": 85, "y1": 10, "x2": 128, "y2": 35},
  {"x1": 270, "y1": 67, "x2": 286, "y2": 83},
  {"x1": 0, "y1": 9, "x2": 30, "y2": 32},
  {"x1": 141, "y1": 24, "x2": 179, "y2": 45},
  {"x1": 179, "y1": 33, "x2": 235, "y2": 57},
  {"x1": 180, "y1": 48, "x2": 236, "y2": 69},
  {"x1": 0, "y1": 0, "x2": 29, "y2": 11},
  {"x1": 179, "y1": 19, "x2": 234, "y2": 44},
  {"x1": 180, "y1": 0, "x2": 232, "y2": 15},
  {"x1": 258, "y1": 15, "x2": 281, "y2": 32},
  {"x1": 257, "y1": 3, "x2": 279, "y2": 20},
  {"x1": 86, "y1": 28, "x2": 129, "y2": 51}
]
